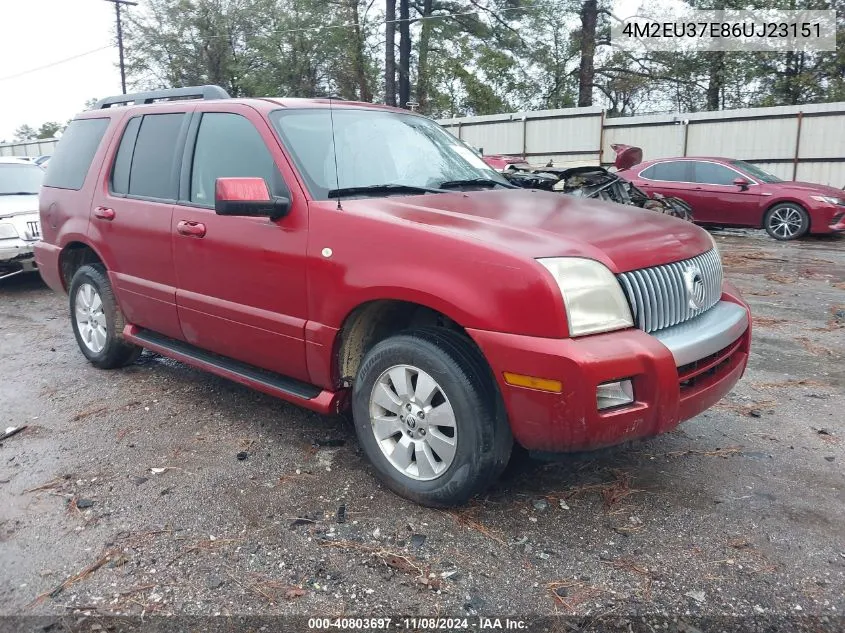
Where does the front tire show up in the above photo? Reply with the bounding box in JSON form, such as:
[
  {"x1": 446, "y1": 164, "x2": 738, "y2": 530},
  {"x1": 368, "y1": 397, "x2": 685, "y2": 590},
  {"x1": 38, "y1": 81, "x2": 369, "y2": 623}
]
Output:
[
  {"x1": 764, "y1": 203, "x2": 809, "y2": 240},
  {"x1": 351, "y1": 328, "x2": 512, "y2": 507},
  {"x1": 69, "y1": 264, "x2": 141, "y2": 369}
]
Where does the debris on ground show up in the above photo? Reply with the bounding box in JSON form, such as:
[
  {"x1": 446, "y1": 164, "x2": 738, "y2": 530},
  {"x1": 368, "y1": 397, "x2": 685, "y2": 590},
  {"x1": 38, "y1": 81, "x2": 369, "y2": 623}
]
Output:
[
  {"x1": 0, "y1": 425, "x2": 27, "y2": 442},
  {"x1": 546, "y1": 580, "x2": 604, "y2": 610},
  {"x1": 71, "y1": 406, "x2": 109, "y2": 422},
  {"x1": 685, "y1": 590, "x2": 707, "y2": 604},
  {"x1": 236, "y1": 451, "x2": 249, "y2": 461},
  {"x1": 336, "y1": 504, "x2": 347, "y2": 524},
  {"x1": 27, "y1": 547, "x2": 120, "y2": 606},
  {"x1": 320, "y1": 539, "x2": 443, "y2": 590},
  {"x1": 550, "y1": 469, "x2": 643, "y2": 509},
  {"x1": 410, "y1": 533, "x2": 427, "y2": 548},
  {"x1": 315, "y1": 438, "x2": 346, "y2": 447},
  {"x1": 290, "y1": 516, "x2": 317, "y2": 529}
]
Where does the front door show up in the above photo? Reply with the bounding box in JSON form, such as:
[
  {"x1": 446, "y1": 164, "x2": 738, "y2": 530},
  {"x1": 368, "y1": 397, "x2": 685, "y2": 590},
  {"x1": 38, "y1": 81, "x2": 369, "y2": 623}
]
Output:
[
  {"x1": 172, "y1": 106, "x2": 310, "y2": 382},
  {"x1": 686, "y1": 161, "x2": 762, "y2": 227},
  {"x1": 91, "y1": 108, "x2": 194, "y2": 340}
]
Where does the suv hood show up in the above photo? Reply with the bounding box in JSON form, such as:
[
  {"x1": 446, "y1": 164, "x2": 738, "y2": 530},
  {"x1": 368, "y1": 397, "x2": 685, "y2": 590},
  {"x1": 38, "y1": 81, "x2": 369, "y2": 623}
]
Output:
[
  {"x1": 348, "y1": 189, "x2": 712, "y2": 273},
  {"x1": 0, "y1": 194, "x2": 39, "y2": 218}
]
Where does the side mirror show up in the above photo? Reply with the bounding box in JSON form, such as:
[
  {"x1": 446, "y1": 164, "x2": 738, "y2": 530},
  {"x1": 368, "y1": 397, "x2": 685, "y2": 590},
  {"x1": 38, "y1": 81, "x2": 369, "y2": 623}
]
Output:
[
  {"x1": 733, "y1": 177, "x2": 750, "y2": 190},
  {"x1": 214, "y1": 177, "x2": 290, "y2": 220}
]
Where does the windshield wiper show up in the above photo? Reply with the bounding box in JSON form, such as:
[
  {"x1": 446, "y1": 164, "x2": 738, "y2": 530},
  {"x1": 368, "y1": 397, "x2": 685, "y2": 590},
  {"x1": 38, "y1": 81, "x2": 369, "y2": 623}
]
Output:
[
  {"x1": 437, "y1": 178, "x2": 517, "y2": 190},
  {"x1": 327, "y1": 184, "x2": 443, "y2": 198},
  {"x1": 0, "y1": 191, "x2": 39, "y2": 196}
]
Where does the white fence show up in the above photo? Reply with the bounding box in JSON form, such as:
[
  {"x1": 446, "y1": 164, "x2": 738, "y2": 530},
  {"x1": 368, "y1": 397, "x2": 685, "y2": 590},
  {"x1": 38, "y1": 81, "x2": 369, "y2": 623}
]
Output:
[
  {"x1": 439, "y1": 102, "x2": 845, "y2": 187},
  {"x1": 0, "y1": 138, "x2": 58, "y2": 158}
]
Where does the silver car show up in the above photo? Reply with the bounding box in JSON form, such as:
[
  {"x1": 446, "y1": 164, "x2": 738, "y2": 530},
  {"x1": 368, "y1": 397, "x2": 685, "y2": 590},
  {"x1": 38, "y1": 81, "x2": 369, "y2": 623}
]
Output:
[{"x1": 0, "y1": 158, "x2": 43, "y2": 280}]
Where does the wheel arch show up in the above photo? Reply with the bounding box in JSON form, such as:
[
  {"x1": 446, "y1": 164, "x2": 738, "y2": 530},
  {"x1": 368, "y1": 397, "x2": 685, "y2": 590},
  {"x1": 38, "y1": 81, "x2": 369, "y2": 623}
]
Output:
[
  {"x1": 333, "y1": 298, "x2": 485, "y2": 388},
  {"x1": 59, "y1": 240, "x2": 107, "y2": 291}
]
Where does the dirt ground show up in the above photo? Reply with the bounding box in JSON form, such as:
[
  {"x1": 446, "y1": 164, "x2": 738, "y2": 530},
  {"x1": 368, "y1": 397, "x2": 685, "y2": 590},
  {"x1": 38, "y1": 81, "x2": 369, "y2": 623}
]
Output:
[{"x1": 1, "y1": 229, "x2": 843, "y2": 629}]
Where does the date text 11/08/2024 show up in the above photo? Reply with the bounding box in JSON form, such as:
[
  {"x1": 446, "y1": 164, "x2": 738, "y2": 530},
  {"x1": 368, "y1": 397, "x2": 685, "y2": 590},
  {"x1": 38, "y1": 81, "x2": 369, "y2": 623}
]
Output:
[{"x1": 307, "y1": 617, "x2": 528, "y2": 630}]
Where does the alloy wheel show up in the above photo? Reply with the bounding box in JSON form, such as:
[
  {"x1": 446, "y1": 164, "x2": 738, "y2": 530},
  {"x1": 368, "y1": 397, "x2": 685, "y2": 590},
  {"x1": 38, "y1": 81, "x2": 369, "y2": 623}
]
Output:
[
  {"x1": 768, "y1": 206, "x2": 804, "y2": 239},
  {"x1": 368, "y1": 364, "x2": 458, "y2": 481},
  {"x1": 74, "y1": 283, "x2": 108, "y2": 354}
]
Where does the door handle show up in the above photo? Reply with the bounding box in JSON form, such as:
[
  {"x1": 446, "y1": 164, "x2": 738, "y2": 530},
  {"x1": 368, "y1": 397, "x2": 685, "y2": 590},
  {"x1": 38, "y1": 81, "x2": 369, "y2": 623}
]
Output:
[
  {"x1": 176, "y1": 220, "x2": 207, "y2": 237},
  {"x1": 94, "y1": 206, "x2": 115, "y2": 220}
]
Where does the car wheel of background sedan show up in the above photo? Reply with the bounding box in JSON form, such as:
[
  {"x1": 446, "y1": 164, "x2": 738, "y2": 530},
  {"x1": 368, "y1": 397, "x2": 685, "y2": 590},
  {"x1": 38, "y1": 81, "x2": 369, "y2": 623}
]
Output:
[
  {"x1": 69, "y1": 264, "x2": 142, "y2": 369},
  {"x1": 764, "y1": 203, "x2": 809, "y2": 240},
  {"x1": 351, "y1": 327, "x2": 512, "y2": 507}
]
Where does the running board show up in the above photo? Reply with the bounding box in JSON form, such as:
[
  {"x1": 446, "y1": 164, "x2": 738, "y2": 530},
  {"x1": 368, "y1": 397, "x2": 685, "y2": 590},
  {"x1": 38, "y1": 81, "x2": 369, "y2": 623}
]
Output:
[{"x1": 124, "y1": 326, "x2": 345, "y2": 415}]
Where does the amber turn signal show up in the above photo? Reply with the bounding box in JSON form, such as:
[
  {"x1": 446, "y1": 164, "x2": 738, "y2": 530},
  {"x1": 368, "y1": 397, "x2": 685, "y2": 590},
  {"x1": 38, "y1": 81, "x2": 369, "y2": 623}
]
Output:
[{"x1": 503, "y1": 372, "x2": 563, "y2": 393}]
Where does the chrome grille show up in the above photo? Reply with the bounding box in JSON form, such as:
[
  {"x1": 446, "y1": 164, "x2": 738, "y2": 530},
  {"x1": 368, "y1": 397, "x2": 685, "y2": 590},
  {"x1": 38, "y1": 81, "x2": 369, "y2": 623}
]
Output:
[
  {"x1": 26, "y1": 220, "x2": 41, "y2": 239},
  {"x1": 618, "y1": 249, "x2": 723, "y2": 333}
]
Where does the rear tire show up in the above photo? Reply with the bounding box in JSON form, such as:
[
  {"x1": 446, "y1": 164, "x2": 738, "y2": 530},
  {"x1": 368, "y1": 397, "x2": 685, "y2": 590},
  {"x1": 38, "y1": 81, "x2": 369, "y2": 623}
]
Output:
[
  {"x1": 764, "y1": 203, "x2": 809, "y2": 240},
  {"x1": 351, "y1": 327, "x2": 512, "y2": 507},
  {"x1": 69, "y1": 264, "x2": 141, "y2": 369}
]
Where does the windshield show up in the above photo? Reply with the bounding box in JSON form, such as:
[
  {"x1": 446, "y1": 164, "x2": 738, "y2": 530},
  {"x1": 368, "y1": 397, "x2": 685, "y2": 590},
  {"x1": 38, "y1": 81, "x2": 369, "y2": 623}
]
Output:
[
  {"x1": 0, "y1": 163, "x2": 44, "y2": 195},
  {"x1": 270, "y1": 108, "x2": 508, "y2": 199},
  {"x1": 730, "y1": 160, "x2": 783, "y2": 184}
]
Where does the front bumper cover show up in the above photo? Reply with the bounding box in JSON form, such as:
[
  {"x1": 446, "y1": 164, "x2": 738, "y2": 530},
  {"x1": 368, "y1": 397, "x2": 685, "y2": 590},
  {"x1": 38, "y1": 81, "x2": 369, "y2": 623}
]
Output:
[{"x1": 469, "y1": 287, "x2": 751, "y2": 453}]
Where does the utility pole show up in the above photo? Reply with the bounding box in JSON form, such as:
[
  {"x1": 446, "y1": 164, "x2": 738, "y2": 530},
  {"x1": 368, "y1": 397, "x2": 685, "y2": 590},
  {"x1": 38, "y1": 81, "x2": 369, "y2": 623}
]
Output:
[{"x1": 104, "y1": 0, "x2": 138, "y2": 94}]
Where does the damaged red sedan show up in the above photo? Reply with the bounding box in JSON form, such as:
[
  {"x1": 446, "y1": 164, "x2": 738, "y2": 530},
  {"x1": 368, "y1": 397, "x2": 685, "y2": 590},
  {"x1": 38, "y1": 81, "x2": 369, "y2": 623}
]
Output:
[{"x1": 620, "y1": 156, "x2": 845, "y2": 240}]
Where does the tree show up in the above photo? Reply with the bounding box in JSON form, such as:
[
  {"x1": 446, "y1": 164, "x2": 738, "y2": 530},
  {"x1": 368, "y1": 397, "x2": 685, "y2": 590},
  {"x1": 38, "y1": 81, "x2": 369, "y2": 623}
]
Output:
[
  {"x1": 384, "y1": 0, "x2": 397, "y2": 105},
  {"x1": 397, "y1": 0, "x2": 411, "y2": 107},
  {"x1": 37, "y1": 122, "x2": 63, "y2": 139},
  {"x1": 577, "y1": 0, "x2": 598, "y2": 107},
  {"x1": 14, "y1": 125, "x2": 37, "y2": 142},
  {"x1": 117, "y1": 0, "x2": 845, "y2": 121}
]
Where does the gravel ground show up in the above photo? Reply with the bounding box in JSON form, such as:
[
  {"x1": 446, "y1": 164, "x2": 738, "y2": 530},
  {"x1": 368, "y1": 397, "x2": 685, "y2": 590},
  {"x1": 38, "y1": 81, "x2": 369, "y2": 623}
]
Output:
[{"x1": 0, "y1": 229, "x2": 843, "y2": 630}]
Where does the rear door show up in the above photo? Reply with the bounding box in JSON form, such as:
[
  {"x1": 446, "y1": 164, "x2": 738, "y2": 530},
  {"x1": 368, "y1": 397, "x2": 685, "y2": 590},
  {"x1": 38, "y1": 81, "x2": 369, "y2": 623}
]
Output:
[
  {"x1": 171, "y1": 105, "x2": 310, "y2": 382},
  {"x1": 634, "y1": 160, "x2": 694, "y2": 200},
  {"x1": 90, "y1": 107, "x2": 194, "y2": 339},
  {"x1": 687, "y1": 161, "x2": 762, "y2": 226}
]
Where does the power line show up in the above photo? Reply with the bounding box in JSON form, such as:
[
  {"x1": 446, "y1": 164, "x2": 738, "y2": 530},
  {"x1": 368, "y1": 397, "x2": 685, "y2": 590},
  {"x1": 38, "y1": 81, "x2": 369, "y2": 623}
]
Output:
[{"x1": 0, "y1": 46, "x2": 112, "y2": 82}]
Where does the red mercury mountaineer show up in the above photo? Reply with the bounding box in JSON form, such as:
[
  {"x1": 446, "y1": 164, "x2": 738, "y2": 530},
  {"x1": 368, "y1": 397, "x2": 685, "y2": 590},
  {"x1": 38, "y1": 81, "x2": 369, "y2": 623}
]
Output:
[{"x1": 35, "y1": 86, "x2": 751, "y2": 506}]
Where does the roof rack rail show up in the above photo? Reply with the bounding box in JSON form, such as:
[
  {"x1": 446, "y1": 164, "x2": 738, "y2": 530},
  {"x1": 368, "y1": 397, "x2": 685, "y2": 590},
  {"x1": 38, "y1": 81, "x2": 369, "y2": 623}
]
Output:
[{"x1": 92, "y1": 85, "x2": 231, "y2": 109}]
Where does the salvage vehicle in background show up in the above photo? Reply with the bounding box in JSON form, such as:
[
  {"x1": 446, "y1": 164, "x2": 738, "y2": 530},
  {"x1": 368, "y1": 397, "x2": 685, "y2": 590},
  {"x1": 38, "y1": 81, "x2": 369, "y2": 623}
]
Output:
[
  {"x1": 36, "y1": 86, "x2": 750, "y2": 507},
  {"x1": 483, "y1": 154, "x2": 531, "y2": 172},
  {"x1": 619, "y1": 157, "x2": 845, "y2": 240},
  {"x1": 486, "y1": 145, "x2": 693, "y2": 221},
  {"x1": 0, "y1": 157, "x2": 42, "y2": 280}
]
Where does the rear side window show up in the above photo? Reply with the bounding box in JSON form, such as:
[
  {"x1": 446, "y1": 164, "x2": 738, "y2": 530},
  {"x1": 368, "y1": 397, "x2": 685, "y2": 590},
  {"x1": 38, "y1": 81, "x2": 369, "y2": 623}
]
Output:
[
  {"x1": 641, "y1": 161, "x2": 691, "y2": 182},
  {"x1": 189, "y1": 113, "x2": 287, "y2": 206},
  {"x1": 43, "y1": 118, "x2": 109, "y2": 190},
  {"x1": 124, "y1": 113, "x2": 186, "y2": 199}
]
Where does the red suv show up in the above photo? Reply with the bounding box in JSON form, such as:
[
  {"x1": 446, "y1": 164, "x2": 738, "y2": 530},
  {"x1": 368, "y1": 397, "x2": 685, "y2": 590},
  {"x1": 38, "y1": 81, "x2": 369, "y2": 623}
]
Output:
[
  {"x1": 35, "y1": 86, "x2": 751, "y2": 506},
  {"x1": 619, "y1": 156, "x2": 845, "y2": 240}
]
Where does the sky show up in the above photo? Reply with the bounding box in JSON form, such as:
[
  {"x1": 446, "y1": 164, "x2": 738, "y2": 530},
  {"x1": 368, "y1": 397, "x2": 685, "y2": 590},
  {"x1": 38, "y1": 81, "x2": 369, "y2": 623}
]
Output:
[{"x1": 0, "y1": 0, "x2": 125, "y2": 143}]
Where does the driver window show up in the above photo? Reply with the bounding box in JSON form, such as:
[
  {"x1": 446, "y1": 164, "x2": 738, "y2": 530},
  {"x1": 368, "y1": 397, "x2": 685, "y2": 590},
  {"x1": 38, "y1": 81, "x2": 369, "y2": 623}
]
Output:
[{"x1": 190, "y1": 113, "x2": 288, "y2": 206}]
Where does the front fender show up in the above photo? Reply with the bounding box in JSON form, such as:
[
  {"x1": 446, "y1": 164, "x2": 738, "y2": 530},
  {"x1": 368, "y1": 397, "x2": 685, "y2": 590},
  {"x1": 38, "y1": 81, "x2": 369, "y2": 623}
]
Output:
[{"x1": 306, "y1": 205, "x2": 566, "y2": 338}]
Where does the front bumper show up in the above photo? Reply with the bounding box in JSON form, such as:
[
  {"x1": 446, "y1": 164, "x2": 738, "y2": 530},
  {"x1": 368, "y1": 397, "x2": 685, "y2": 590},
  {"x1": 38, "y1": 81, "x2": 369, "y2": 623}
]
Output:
[
  {"x1": 0, "y1": 239, "x2": 38, "y2": 279},
  {"x1": 468, "y1": 285, "x2": 751, "y2": 453},
  {"x1": 810, "y1": 207, "x2": 845, "y2": 234}
]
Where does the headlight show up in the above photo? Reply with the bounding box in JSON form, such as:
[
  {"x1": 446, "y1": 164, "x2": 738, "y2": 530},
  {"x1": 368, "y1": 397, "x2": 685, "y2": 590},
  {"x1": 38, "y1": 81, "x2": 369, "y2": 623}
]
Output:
[
  {"x1": 0, "y1": 223, "x2": 19, "y2": 240},
  {"x1": 811, "y1": 195, "x2": 845, "y2": 206},
  {"x1": 537, "y1": 257, "x2": 634, "y2": 337}
]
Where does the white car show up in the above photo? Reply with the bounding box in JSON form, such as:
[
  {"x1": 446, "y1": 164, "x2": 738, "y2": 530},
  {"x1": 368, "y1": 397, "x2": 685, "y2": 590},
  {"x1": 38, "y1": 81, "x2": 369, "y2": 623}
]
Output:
[{"x1": 0, "y1": 157, "x2": 43, "y2": 280}]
